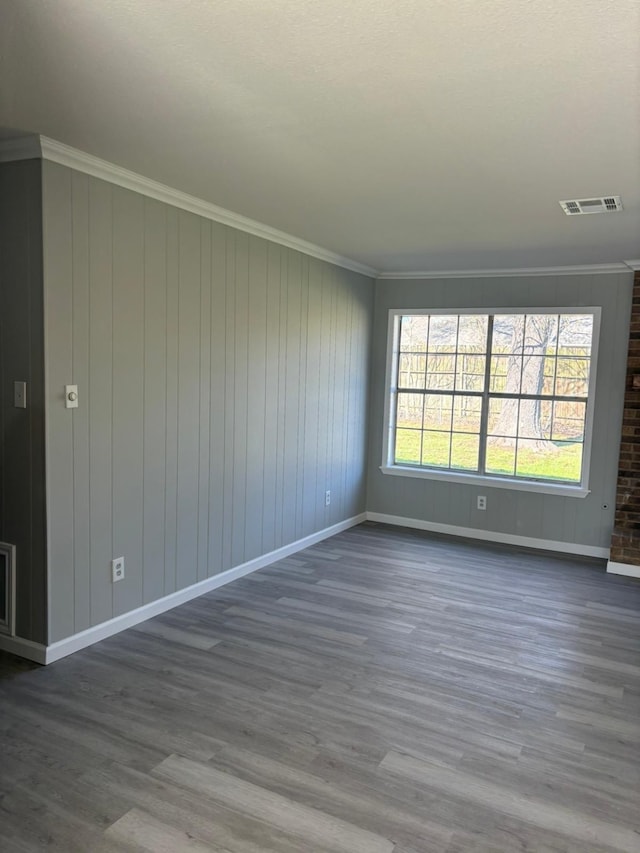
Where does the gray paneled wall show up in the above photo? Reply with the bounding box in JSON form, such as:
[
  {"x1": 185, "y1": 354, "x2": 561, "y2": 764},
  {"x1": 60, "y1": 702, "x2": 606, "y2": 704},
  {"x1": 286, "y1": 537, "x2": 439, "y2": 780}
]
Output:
[
  {"x1": 43, "y1": 162, "x2": 373, "y2": 644},
  {"x1": 367, "y1": 274, "x2": 632, "y2": 550},
  {"x1": 0, "y1": 159, "x2": 47, "y2": 643}
]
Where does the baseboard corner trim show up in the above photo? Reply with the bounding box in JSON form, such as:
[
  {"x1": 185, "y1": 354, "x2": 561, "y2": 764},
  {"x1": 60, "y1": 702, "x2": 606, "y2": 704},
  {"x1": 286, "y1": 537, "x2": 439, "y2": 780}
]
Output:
[
  {"x1": 43, "y1": 512, "x2": 367, "y2": 664},
  {"x1": 0, "y1": 634, "x2": 48, "y2": 664},
  {"x1": 606, "y1": 560, "x2": 640, "y2": 579},
  {"x1": 365, "y1": 512, "x2": 609, "y2": 559}
]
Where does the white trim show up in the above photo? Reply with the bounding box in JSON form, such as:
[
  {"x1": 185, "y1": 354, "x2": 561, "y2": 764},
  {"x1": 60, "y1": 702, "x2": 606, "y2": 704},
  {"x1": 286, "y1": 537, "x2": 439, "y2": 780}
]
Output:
[
  {"x1": 379, "y1": 465, "x2": 590, "y2": 497},
  {"x1": 38, "y1": 514, "x2": 365, "y2": 664},
  {"x1": 0, "y1": 135, "x2": 42, "y2": 163},
  {"x1": 381, "y1": 307, "x2": 600, "y2": 496},
  {"x1": 366, "y1": 512, "x2": 609, "y2": 559},
  {"x1": 36, "y1": 137, "x2": 376, "y2": 278},
  {"x1": 606, "y1": 560, "x2": 640, "y2": 579},
  {"x1": 624, "y1": 260, "x2": 640, "y2": 271},
  {"x1": 376, "y1": 264, "x2": 632, "y2": 280},
  {"x1": 0, "y1": 634, "x2": 47, "y2": 665}
]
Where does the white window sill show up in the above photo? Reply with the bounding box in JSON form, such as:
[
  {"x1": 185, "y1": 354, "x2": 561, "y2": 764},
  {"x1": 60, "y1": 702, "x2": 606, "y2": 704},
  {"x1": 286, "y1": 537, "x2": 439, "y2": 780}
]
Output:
[{"x1": 379, "y1": 465, "x2": 590, "y2": 498}]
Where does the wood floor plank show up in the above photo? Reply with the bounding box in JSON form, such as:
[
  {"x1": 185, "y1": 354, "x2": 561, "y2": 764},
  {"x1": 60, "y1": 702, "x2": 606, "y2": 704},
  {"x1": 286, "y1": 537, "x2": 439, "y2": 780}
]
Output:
[{"x1": 0, "y1": 521, "x2": 639, "y2": 852}]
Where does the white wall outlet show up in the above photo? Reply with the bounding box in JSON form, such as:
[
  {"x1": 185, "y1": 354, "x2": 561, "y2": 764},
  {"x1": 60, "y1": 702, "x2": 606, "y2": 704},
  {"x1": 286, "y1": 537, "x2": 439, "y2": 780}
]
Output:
[
  {"x1": 111, "y1": 557, "x2": 125, "y2": 583},
  {"x1": 325, "y1": 490, "x2": 331, "y2": 506},
  {"x1": 477, "y1": 495, "x2": 487, "y2": 511}
]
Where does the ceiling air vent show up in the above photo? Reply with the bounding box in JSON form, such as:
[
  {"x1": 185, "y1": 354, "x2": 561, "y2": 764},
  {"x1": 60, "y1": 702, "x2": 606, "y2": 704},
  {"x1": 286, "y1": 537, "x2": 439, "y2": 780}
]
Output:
[{"x1": 559, "y1": 196, "x2": 623, "y2": 215}]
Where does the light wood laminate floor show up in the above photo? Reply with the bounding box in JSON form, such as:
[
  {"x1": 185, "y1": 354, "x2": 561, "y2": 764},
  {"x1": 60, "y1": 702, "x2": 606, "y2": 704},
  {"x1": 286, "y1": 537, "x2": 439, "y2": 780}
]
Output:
[{"x1": 1, "y1": 522, "x2": 639, "y2": 852}]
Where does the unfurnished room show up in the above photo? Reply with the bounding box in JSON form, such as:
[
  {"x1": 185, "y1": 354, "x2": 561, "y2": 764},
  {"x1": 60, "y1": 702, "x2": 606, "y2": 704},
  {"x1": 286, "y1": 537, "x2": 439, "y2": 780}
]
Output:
[{"x1": 0, "y1": 1, "x2": 639, "y2": 851}]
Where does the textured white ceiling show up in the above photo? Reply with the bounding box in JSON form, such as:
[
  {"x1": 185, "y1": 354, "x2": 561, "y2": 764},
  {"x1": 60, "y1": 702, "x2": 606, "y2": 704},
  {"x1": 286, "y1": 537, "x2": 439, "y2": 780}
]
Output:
[{"x1": 1, "y1": 0, "x2": 639, "y2": 273}]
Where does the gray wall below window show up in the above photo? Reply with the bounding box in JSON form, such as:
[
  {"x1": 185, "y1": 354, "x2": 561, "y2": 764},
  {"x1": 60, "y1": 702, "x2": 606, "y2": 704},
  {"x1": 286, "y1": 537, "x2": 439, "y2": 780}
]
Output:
[
  {"x1": 0, "y1": 159, "x2": 48, "y2": 643},
  {"x1": 43, "y1": 161, "x2": 373, "y2": 645},
  {"x1": 367, "y1": 274, "x2": 632, "y2": 550}
]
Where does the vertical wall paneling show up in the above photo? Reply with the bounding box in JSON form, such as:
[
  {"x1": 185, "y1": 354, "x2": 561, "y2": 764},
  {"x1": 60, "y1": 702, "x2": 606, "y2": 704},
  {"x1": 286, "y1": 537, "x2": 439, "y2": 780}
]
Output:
[
  {"x1": 221, "y1": 227, "x2": 236, "y2": 573},
  {"x1": 302, "y1": 260, "x2": 321, "y2": 537},
  {"x1": 142, "y1": 199, "x2": 168, "y2": 604},
  {"x1": 71, "y1": 172, "x2": 91, "y2": 632},
  {"x1": 175, "y1": 212, "x2": 201, "y2": 592},
  {"x1": 281, "y1": 251, "x2": 301, "y2": 548},
  {"x1": 245, "y1": 237, "x2": 268, "y2": 563},
  {"x1": 112, "y1": 188, "x2": 145, "y2": 618},
  {"x1": 0, "y1": 160, "x2": 47, "y2": 643},
  {"x1": 274, "y1": 247, "x2": 288, "y2": 550},
  {"x1": 231, "y1": 232, "x2": 249, "y2": 568},
  {"x1": 43, "y1": 164, "x2": 75, "y2": 641},
  {"x1": 208, "y1": 223, "x2": 227, "y2": 577},
  {"x1": 197, "y1": 220, "x2": 212, "y2": 583},
  {"x1": 164, "y1": 207, "x2": 179, "y2": 596},
  {"x1": 87, "y1": 177, "x2": 114, "y2": 630},
  {"x1": 42, "y1": 162, "x2": 374, "y2": 644},
  {"x1": 262, "y1": 243, "x2": 282, "y2": 555}
]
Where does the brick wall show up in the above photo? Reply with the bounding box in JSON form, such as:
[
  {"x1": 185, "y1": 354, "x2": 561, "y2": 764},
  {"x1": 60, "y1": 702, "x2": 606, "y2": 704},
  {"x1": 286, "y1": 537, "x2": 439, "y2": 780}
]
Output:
[{"x1": 610, "y1": 270, "x2": 640, "y2": 564}]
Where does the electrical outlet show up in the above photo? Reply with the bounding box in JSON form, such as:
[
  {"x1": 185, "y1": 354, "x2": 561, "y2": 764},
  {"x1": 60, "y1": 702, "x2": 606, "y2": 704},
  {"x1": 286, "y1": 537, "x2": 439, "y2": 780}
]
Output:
[
  {"x1": 325, "y1": 490, "x2": 331, "y2": 506},
  {"x1": 477, "y1": 495, "x2": 487, "y2": 511},
  {"x1": 111, "y1": 557, "x2": 125, "y2": 583}
]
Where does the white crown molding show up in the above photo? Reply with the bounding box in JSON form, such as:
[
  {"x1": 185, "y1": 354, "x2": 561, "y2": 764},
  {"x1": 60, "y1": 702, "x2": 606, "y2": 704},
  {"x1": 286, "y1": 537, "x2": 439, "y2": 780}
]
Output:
[
  {"x1": 35, "y1": 136, "x2": 377, "y2": 278},
  {"x1": 624, "y1": 259, "x2": 640, "y2": 271},
  {"x1": 376, "y1": 263, "x2": 632, "y2": 280},
  {"x1": 0, "y1": 134, "x2": 43, "y2": 163}
]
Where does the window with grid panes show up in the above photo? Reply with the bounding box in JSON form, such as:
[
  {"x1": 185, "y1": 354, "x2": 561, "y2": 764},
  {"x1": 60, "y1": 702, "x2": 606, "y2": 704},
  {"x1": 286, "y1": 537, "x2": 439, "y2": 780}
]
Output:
[{"x1": 382, "y1": 309, "x2": 599, "y2": 494}]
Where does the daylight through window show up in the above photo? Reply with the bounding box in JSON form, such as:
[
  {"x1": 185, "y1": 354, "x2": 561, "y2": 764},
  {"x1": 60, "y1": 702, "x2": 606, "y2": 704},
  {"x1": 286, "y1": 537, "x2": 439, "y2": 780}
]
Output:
[{"x1": 385, "y1": 310, "x2": 598, "y2": 489}]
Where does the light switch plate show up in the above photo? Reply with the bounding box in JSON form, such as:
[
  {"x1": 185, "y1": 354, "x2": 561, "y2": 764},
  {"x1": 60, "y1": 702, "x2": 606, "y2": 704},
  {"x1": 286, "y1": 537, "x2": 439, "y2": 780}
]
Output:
[
  {"x1": 14, "y1": 381, "x2": 27, "y2": 409},
  {"x1": 65, "y1": 385, "x2": 79, "y2": 409}
]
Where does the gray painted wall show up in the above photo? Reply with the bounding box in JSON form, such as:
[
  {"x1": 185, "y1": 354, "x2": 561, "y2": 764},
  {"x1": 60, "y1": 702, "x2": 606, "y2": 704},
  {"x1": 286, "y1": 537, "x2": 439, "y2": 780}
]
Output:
[
  {"x1": 367, "y1": 274, "x2": 632, "y2": 550},
  {"x1": 0, "y1": 159, "x2": 47, "y2": 643},
  {"x1": 42, "y1": 161, "x2": 373, "y2": 645}
]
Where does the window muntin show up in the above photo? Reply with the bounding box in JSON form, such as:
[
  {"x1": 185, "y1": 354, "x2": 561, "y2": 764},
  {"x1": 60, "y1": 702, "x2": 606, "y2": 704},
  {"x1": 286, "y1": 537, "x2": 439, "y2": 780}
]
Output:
[{"x1": 388, "y1": 310, "x2": 597, "y2": 488}]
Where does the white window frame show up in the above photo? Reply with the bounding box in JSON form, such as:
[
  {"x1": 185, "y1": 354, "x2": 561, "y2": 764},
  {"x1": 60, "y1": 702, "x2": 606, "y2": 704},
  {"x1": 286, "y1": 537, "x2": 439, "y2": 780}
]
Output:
[{"x1": 380, "y1": 306, "x2": 601, "y2": 498}]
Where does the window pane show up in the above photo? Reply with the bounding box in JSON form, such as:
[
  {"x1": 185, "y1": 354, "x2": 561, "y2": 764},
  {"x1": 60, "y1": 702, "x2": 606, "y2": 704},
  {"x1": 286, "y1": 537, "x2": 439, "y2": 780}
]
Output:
[
  {"x1": 452, "y1": 395, "x2": 482, "y2": 433},
  {"x1": 517, "y1": 399, "x2": 552, "y2": 440},
  {"x1": 516, "y1": 439, "x2": 582, "y2": 483},
  {"x1": 426, "y1": 354, "x2": 455, "y2": 390},
  {"x1": 395, "y1": 429, "x2": 421, "y2": 465},
  {"x1": 428, "y1": 315, "x2": 458, "y2": 352},
  {"x1": 490, "y1": 355, "x2": 521, "y2": 393},
  {"x1": 542, "y1": 356, "x2": 556, "y2": 395},
  {"x1": 457, "y1": 315, "x2": 488, "y2": 352},
  {"x1": 520, "y1": 356, "x2": 546, "y2": 395},
  {"x1": 554, "y1": 358, "x2": 589, "y2": 398},
  {"x1": 558, "y1": 314, "x2": 594, "y2": 353},
  {"x1": 422, "y1": 431, "x2": 451, "y2": 468},
  {"x1": 400, "y1": 315, "x2": 429, "y2": 353},
  {"x1": 492, "y1": 314, "x2": 525, "y2": 355},
  {"x1": 451, "y1": 433, "x2": 479, "y2": 471},
  {"x1": 423, "y1": 393, "x2": 453, "y2": 430},
  {"x1": 552, "y1": 400, "x2": 586, "y2": 442},
  {"x1": 455, "y1": 353, "x2": 486, "y2": 391},
  {"x1": 398, "y1": 353, "x2": 426, "y2": 389},
  {"x1": 396, "y1": 393, "x2": 424, "y2": 429},
  {"x1": 485, "y1": 441, "x2": 516, "y2": 476},
  {"x1": 488, "y1": 397, "x2": 519, "y2": 438},
  {"x1": 523, "y1": 314, "x2": 559, "y2": 354}
]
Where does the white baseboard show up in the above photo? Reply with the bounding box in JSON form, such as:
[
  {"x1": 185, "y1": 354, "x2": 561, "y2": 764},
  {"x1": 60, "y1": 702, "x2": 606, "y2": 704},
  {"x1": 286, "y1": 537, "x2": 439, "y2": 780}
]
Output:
[
  {"x1": 0, "y1": 634, "x2": 47, "y2": 664},
  {"x1": 366, "y1": 512, "x2": 610, "y2": 559},
  {"x1": 32, "y1": 513, "x2": 365, "y2": 665},
  {"x1": 606, "y1": 560, "x2": 640, "y2": 579}
]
